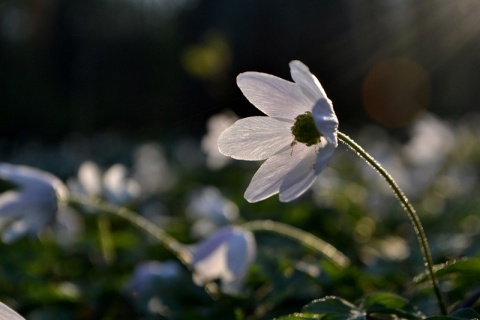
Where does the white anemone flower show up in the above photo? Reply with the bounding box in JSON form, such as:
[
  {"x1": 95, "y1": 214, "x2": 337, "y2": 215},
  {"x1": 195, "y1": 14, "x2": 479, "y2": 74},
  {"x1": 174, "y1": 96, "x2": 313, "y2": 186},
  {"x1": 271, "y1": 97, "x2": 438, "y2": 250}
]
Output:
[
  {"x1": 68, "y1": 161, "x2": 140, "y2": 205},
  {"x1": 218, "y1": 60, "x2": 338, "y2": 202},
  {"x1": 186, "y1": 186, "x2": 239, "y2": 238},
  {"x1": 190, "y1": 226, "x2": 256, "y2": 295},
  {"x1": 0, "y1": 163, "x2": 68, "y2": 242},
  {"x1": 201, "y1": 110, "x2": 239, "y2": 170}
]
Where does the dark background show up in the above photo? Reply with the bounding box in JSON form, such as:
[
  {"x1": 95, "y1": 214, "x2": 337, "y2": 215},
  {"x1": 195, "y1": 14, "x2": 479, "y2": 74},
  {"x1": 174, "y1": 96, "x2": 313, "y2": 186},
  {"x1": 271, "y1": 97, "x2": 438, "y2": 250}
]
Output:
[{"x1": 1, "y1": 0, "x2": 479, "y2": 144}]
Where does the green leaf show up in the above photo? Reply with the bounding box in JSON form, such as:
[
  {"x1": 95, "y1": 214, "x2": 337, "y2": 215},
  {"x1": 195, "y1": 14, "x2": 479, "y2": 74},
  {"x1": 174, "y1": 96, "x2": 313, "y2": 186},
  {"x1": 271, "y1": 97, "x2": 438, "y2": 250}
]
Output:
[
  {"x1": 362, "y1": 292, "x2": 424, "y2": 319},
  {"x1": 302, "y1": 296, "x2": 364, "y2": 319},
  {"x1": 426, "y1": 308, "x2": 480, "y2": 319}
]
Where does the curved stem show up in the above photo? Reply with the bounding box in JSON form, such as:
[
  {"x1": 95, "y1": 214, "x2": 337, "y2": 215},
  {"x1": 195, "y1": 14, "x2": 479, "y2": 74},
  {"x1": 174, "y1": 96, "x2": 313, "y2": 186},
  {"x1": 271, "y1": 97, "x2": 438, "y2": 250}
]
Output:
[
  {"x1": 242, "y1": 219, "x2": 350, "y2": 268},
  {"x1": 67, "y1": 196, "x2": 192, "y2": 266},
  {"x1": 337, "y1": 131, "x2": 446, "y2": 314}
]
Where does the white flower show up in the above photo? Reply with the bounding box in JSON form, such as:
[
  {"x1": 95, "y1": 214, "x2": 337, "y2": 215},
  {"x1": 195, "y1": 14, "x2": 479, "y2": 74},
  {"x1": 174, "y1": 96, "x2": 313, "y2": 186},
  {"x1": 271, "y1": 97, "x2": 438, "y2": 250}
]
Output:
[
  {"x1": 0, "y1": 163, "x2": 68, "y2": 242},
  {"x1": 201, "y1": 110, "x2": 239, "y2": 170},
  {"x1": 186, "y1": 186, "x2": 239, "y2": 238},
  {"x1": 218, "y1": 60, "x2": 338, "y2": 202},
  {"x1": 190, "y1": 226, "x2": 256, "y2": 295},
  {"x1": 133, "y1": 143, "x2": 176, "y2": 195},
  {"x1": 127, "y1": 260, "x2": 183, "y2": 297},
  {"x1": 68, "y1": 161, "x2": 141, "y2": 205}
]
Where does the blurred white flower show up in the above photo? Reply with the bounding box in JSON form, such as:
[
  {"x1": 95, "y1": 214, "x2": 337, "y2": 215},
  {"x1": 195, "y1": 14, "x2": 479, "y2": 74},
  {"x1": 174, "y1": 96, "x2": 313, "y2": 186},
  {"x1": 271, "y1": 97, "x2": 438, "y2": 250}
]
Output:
[
  {"x1": 126, "y1": 260, "x2": 184, "y2": 317},
  {"x1": 126, "y1": 260, "x2": 183, "y2": 298},
  {"x1": 218, "y1": 60, "x2": 338, "y2": 202},
  {"x1": 186, "y1": 186, "x2": 239, "y2": 238},
  {"x1": 190, "y1": 226, "x2": 256, "y2": 295},
  {"x1": 201, "y1": 110, "x2": 238, "y2": 170},
  {"x1": 133, "y1": 143, "x2": 176, "y2": 195},
  {"x1": 68, "y1": 161, "x2": 141, "y2": 205},
  {"x1": 103, "y1": 164, "x2": 141, "y2": 204},
  {"x1": 0, "y1": 301, "x2": 24, "y2": 320},
  {"x1": 0, "y1": 163, "x2": 68, "y2": 243},
  {"x1": 403, "y1": 114, "x2": 454, "y2": 166},
  {"x1": 402, "y1": 114, "x2": 455, "y2": 195}
]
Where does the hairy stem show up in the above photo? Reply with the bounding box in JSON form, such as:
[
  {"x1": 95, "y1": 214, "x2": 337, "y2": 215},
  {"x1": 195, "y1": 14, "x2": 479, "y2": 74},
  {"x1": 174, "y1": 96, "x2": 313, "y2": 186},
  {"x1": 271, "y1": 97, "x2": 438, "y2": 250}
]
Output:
[
  {"x1": 243, "y1": 219, "x2": 350, "y2": 268},
  {"x1": 68, "y1": 196, "x2": 192, "y2": 266},
  {"x1": 337, "y1": 131, "x2": 446, "y2": 315}
]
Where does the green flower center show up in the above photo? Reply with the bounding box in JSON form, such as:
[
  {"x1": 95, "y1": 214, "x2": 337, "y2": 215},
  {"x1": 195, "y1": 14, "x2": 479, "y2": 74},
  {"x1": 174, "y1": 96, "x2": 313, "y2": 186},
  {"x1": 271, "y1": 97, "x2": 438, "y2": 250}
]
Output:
[{"x1": 291, "y1": 111, "x2": 321, "y2": 146}]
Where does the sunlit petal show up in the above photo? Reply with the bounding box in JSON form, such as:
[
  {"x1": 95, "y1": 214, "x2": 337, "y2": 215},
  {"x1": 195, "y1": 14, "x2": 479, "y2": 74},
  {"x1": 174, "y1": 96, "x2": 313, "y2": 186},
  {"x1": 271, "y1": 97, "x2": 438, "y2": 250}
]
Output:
[
  {"x1": 218, "y1": 117, "x2": 293, "y2": 160},
  {"x1": 245, "y1": 144, "x2": 316, "y2": 203},
  {"x1": 289, "y1": 60, "x2": 328, "y2": 103},
  {"x1": 279, "y1": 144, "x2": 318, "y2": 202},
  {"x1": 237, "y1": 72, "x2": 311, "y2": 120},
  {"x1": 0, "y1": 301, "x2": 24, "y2": 320}
]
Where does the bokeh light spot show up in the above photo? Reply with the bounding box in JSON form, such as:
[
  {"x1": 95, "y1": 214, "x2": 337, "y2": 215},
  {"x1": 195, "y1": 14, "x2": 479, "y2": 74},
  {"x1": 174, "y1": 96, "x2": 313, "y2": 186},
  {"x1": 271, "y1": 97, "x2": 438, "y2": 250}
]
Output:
[
  {"x1": 362, "y1": 58, "x2": 431, "y2": 128},
  {"x1": 181, "y1": 31, "x2": 231, "y2": 80}
]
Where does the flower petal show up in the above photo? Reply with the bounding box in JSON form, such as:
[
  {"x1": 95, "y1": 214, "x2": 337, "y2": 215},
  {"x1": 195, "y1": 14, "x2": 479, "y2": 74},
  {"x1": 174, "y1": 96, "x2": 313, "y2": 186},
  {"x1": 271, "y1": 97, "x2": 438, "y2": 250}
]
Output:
[
  {"x1": 279, "y1": 145, "x2": 318, "y2": 202},
  {"x1": 226, "y1": 229, "x2": 255, "y2": 278},
  {"x1": 289, "y1": 60, "x2": 328, "y2": 103},
  {"x1": 0, "y1": 301, "x2": 24, "y2": 320},
  {"x1": 0, "y1": 163, "x2": 68, "y2": 201},
  {"x1": 237, "y1": 72, "x2": 311, "y2": 120},
  {"x1": 244, "y1": 144, "x2": 317, "y2": 202},
  {"x1": 218, "y1": 116, "x2": 293, "y2": 160},
  {"x1": 315, "y1": 142, "x2": 336, "y2": 175},
  {"x1": 191, "y1": 227, "x2": 233, "y2": 264},
  {"x1": 312, "y1": 98, "x2": 339, "y2": 146}
]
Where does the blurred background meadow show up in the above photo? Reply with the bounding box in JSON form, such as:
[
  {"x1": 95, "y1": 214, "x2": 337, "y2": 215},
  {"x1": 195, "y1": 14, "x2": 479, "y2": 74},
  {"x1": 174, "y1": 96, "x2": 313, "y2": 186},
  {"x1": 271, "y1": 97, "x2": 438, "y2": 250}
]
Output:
[{"x1": 1, "y1": 0, "x2": 480, "y2": 319}]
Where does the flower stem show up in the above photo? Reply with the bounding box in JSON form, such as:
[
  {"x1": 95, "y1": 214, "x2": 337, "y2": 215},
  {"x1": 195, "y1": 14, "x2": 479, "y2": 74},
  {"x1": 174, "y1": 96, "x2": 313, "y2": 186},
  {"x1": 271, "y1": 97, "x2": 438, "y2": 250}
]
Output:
[
  {"x1": 337, "y1": 131, "x2": 446, "y2": 315},
  {"x1": 242, "y1": 219, "x2": 350, "y2": 268},
  {"x1": 98, "y1": 216, "x2": 116, "y2": 264},
  {"x1": 67, "y1": 197, "x2": 192, "y2": 266}
]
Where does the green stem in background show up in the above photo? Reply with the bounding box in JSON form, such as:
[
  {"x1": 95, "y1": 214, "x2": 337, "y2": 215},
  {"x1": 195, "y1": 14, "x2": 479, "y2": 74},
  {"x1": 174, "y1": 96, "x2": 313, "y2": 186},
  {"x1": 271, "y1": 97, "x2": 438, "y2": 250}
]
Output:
[
  {"x1": 68, "y1": 197, "x2": 192, "y2": 266},
  {"x1": 98, "y1": 216, "x2": 116, "y2": 264},
  {"x1": 242, "y1": 219, "x2": 350, "y2": 268},
  {"x1": 337, "y1": 131, "x2": 446, "y2": 315}
]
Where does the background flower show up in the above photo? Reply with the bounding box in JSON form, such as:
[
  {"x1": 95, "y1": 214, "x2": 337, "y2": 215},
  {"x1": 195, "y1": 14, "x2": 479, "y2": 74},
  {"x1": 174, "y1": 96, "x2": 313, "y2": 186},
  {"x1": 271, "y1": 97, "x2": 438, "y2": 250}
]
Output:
[
  {"x1": 0, "y1": 163, "x2": 68, "y2": 242},
  {"x1": 201, "y1": 110, "x2": 239, "y2": 170},
  {"x1": 190, "y1": 226, "x2": 256, "y2": 295},
  {"x1": 186, "y1": 186, "x2": 239, "y2": 238},
  {"x1": 68, "y1": 161, "x2": 141, "y2": 205}
]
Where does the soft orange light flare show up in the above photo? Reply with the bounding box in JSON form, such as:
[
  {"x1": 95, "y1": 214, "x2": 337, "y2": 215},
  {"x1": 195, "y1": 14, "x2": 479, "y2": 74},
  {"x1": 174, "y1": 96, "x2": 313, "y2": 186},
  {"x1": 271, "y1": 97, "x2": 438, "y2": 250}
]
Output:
[{"x1": 362, "y1": 58, "x2": 431, "y2": 128}]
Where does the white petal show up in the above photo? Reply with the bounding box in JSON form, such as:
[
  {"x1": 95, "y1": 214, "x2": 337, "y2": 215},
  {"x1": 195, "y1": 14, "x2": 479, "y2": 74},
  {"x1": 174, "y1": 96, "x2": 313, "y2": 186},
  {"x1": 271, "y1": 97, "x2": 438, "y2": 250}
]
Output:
[
  {"x1": 192, "y1": 243, "x2": 228, "y2": 285},
  {"x1": 0, "y1": 163, "x2": 67, "y2": 201},
  {"x1": 0, "y1": 301, "x2": 24, "y2": 320},
  {"x1": 191, "y1": 227, "x2": 235, "y2": 284},
  {"x1": 237, "y1": 72, "x2": 311, "y2": 120},
  {"x1": 289, "y1": 60, "x2": 328, "y2": 103},
  {"x1": 218, "y1": 117, "x2": 293, "y2": 160},
  {"x1": 244, "y1": 144, "x2": 317, "y2": 202},
  {"x1": 315, "y1": 142, "x2": 336, "y2": 175},
  {"x1": 279, "y1": 145, "x2": 318, "y2": 202},
  {"x1": 312, "y1": 98, "x2": 339, "y2": 146},
  {"x1": 0, "y1": 192, "x2": 23, "y2": 217},
  {"x1": 78, "y1": 161, "x2": 102, "y2": 197},
  {"x1": 226, "y1": 229, "x2": 255, "y2": 278}
]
